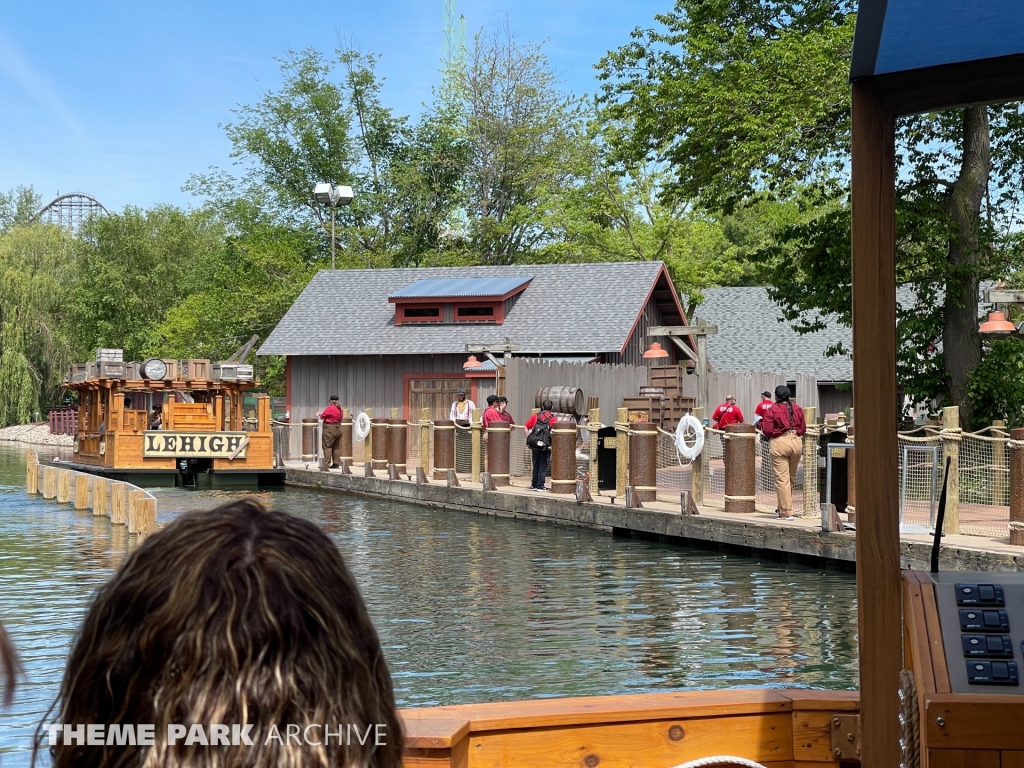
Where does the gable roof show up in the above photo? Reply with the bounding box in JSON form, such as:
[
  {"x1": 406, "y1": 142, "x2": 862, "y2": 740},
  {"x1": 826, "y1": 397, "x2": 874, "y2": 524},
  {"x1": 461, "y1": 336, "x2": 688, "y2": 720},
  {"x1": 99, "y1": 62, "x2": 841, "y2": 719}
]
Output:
[
  {"x1": 259, "y1": 262, "x2": 683, "y2": 357},
  {"x1": 692, "y1": 287, "x2": 854, "y2": 382},
  {"x1": 388, "y1": 276, "x2": 532, "y2": 300}
]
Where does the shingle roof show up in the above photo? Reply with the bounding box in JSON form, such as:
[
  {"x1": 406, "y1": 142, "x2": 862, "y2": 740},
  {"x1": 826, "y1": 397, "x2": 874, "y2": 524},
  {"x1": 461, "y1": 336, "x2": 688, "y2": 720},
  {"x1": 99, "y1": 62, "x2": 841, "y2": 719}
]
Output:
[
  {"x1": 388, "y1": 276, "x2": 532, "y2": 299},
  {"x1": 692, "y1": 287, "x2": 854, "y2": 381},
  {"x1": 259, "y1": 262, "x2": 672, "y2": 356}
]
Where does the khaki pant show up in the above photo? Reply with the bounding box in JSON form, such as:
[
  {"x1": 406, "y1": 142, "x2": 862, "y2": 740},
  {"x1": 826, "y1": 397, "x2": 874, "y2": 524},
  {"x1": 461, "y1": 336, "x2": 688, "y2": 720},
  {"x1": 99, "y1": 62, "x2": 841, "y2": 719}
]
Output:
[
  {"x1": 769, "y1": 431, "x2": 802, "y2": 516},
  {"x1": 322, "y1": 422, "x2": 343, "y2": 467}
]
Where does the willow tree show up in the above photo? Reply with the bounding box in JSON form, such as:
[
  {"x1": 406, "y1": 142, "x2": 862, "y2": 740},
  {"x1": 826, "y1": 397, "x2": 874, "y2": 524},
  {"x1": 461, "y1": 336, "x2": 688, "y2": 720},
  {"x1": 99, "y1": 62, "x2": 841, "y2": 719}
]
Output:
[
  {"x1": 598, "y1": 0, "x2": 1024, "y2": 425},
  {"x1": 0, "y1": 223, "x2": 74, "y2": 425}
]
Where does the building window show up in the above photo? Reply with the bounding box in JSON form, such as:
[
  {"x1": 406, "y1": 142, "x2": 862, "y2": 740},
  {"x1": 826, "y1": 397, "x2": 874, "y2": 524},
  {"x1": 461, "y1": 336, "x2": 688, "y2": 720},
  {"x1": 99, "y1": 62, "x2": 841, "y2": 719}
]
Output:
[
  {"x1": 397, "y1": 305, "x2": 443, "y2": 325},
  {"x1": 406, "y1": 307, "x2": 440, "y2": 318},
  {"x1": 457, "y1": 306, "x2": 494, "y2": 318},
  {"x1": 453, "y1": 303, "x2": 501, "y2": 323}
]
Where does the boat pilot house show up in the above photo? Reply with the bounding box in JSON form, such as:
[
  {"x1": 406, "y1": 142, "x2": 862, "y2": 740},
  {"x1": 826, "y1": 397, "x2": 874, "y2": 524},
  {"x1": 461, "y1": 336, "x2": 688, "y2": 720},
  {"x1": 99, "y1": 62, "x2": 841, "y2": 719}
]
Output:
[{"x1": 258, "y1": 262, "x2": 689, "y2": 426}]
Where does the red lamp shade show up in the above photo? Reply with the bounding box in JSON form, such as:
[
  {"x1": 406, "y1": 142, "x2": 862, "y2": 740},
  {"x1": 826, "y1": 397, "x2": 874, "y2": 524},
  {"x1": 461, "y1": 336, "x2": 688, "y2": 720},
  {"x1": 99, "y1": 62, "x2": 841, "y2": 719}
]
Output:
[
  {"x1": 979, "y1": 311, "x2": 1016, "y2": 335},
  {"x1": 463, "y1": 355, "x2": 483, "y2": 369},
  {"x1": 643, "y1": 342, "x2": 670, "y2": 359}
]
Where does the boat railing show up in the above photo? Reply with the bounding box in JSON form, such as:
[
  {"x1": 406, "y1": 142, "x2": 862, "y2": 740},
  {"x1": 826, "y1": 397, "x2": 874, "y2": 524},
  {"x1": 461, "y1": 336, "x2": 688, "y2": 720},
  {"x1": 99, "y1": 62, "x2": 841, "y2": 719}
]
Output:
[{"x1": 25, "y1": 450, "x2": 158, "y2": 540}]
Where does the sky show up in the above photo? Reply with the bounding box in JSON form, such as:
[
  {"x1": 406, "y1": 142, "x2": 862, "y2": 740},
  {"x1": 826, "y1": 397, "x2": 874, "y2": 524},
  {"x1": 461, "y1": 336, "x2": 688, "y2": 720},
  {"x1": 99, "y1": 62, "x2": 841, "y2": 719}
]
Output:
[{"x1": 0, "y1": 0, "x2": 668, "y2": 213}]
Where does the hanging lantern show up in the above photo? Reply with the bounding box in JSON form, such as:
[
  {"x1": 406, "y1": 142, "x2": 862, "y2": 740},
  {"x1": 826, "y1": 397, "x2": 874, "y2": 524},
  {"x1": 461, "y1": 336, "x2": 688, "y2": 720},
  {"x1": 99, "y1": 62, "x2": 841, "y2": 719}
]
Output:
[
  {"x1": 643, "y1": 342, "x2": 670, "y2": 359},
  {"x1": 979, "y1": 311, "x2": 1017, "y2": 336},
  {"x1": 463, "y1": 355, "x2": 483, "y2": 369}
]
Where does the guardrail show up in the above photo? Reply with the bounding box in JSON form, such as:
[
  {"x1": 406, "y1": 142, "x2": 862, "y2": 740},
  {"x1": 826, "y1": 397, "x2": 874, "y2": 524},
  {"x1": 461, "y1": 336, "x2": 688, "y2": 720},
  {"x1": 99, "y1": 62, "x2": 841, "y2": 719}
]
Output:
[{"x1": 25, "y1": 450, "x2": 157, "y2": 540}]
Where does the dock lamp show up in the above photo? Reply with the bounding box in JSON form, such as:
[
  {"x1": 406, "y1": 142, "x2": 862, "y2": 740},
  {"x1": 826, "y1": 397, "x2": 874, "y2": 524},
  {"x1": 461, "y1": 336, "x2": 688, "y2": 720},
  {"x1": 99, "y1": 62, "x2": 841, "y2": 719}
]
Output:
[{"x1": 313, "y1": 183, "x2": 354, "y2": 269}]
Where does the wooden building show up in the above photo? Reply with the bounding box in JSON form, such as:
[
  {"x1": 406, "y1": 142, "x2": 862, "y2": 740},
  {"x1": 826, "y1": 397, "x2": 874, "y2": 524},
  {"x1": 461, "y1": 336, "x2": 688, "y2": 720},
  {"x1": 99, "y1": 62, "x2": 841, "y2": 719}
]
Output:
[{"x1": 258, "y1": 262, "x2": 689, "y2": 423}]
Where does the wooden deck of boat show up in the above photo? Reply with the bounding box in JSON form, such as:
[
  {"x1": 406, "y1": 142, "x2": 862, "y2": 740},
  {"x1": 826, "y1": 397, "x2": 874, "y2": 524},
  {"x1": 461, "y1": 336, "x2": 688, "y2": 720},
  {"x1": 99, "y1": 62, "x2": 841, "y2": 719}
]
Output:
[{"x1": 400, "y1": 688, "x2": 860, "y2": 767}]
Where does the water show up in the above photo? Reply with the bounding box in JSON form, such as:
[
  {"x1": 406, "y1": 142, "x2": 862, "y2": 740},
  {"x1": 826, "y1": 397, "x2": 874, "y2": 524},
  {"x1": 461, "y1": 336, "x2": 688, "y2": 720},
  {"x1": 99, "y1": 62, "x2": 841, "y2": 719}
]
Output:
[{"x1": 0, "y1": 442, "x2": 858, "y2": 762}]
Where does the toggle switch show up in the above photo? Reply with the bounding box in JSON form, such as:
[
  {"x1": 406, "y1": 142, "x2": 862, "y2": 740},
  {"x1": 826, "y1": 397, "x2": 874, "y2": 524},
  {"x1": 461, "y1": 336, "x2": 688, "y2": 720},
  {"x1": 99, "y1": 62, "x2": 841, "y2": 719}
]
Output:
[
  {"x1": 962, "y1": 634, "x2": 1013, "y2": 658},
  {"x1": 967, "y1": 660, "x2": 1019, "y2": 685},
  {"x1": 955, "y1": 583, "x2": 1005, "y2": 607},
  {"x1": 960, "y1": 609, "x2": 1010, "y2": 632}
]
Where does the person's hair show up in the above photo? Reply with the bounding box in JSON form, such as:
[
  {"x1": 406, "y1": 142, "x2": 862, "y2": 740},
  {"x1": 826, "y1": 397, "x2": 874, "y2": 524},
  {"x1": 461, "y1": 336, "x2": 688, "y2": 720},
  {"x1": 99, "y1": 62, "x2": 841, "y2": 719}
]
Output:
[
  {"x1": 542, "y1": 399, "x2": 553, "y2": 411},
  {"x1": 40, "y1": 499, "x2": 403, "y2": 768},
  {"x1": 1, "y1": 621, "x2": 20, "y2": 707}
]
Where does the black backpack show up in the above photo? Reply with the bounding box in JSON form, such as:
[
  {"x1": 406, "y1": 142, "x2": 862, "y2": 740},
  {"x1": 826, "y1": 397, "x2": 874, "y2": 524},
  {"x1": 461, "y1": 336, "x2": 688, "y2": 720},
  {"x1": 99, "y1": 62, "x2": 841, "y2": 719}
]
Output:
[{"x1": 527, "y1": 412, "x2": 553, "y2": 450}]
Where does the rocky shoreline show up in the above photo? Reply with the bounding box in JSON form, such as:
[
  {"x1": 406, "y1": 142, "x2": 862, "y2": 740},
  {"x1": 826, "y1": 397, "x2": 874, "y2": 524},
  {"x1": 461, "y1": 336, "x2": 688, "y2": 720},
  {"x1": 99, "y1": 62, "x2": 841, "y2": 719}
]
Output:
[{"x1": 0, "y1": 423, "x2": 74, "y2": 447}]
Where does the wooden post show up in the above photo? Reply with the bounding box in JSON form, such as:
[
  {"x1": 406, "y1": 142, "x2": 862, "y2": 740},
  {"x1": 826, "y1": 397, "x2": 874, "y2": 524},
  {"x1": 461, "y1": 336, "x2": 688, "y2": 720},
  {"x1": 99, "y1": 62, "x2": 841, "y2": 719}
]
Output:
[
  {"x1": 691, "y1": 407, "x2": 705, "y2": 506},
  {"x1": 587, "y1": 407, "x2": 600, "y2": 497},
  {"x1": 420, "y1": 408, "x2": 431, "y2": 475},
  {"x1": 696, "y1": 321, "x2": 709, "y2": 411},
  {"x1": 214, "y1": 395, "x2": 224, "y2": 432},
  {"x1": 92, "y1": 478, "x2": 108, "y2": 517},
  {"x1": 42, "y1": 466, "x2": 57, "y2": 499},
  {"x1": 1010, "y1": 427, "x2": 1024, "y2": 546},
  {"x1": 110, "y1": 482, "x2": 127, "y2": 525},
  {"x1": 74, "y1": 474, "x2": 91, "y2": 510},
  {"x1": 136, "y1": 497, "x2": 157, "y2": 541},
  {"x1": 851, "y1": 81, "x2": 901, "y2": 767},
  {"x1": 801, "y1": 406, "x2": 818, "y2": 517},
  {"x1": 364, "y1": 407, "x2": 373, "y2": 467},
  {"x1": 615, "y1": 407, "x2": 629, "y2": 499},
  {"x1": 994, "y1": 419, "x2": 1008, "y2": 506},
  {"x1": 57, "y1": 469, "x2": 72, "y2": 503},
  {"x1": 26, "y1": 450, "x2": 39, "y2": 494},
  {"x1": 942, "y1": 405, "x2": 961, "y2": 534},
  {"x1": 127, "y1": 490, "x2": 145, "y2": 534},
  {"x1": 470, "y1": 408, "x2": 482, "y2": 484}
]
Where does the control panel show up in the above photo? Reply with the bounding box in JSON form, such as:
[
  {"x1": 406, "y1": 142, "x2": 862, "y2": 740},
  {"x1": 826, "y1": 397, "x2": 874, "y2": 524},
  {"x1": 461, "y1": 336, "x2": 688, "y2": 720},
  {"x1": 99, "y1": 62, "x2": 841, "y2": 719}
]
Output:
[{"x1": 931, "y1": 572, "x2": 1024, "y2": 693}]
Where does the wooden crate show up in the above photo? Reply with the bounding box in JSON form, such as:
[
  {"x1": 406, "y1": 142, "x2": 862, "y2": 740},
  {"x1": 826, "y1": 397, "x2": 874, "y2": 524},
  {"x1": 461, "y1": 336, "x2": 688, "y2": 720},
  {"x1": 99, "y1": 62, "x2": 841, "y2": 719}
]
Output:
[
  {"x1": 96, "y1": 348, "x2": 124, "y2": 362},
  {"x1": 70, "y1": 363, "x2": 90, "y2": 383},
  {"x1": 213, "y1": 363, "x2": 253, "y2": 382},
  {"x1": 96, "y1": 361, "x2": 127, "y2": 379},
  {"x1": 160, "y1": 359, "x2": 180, "y2": 380},
  {"x1": 623, "y1": 396, "x2": 664, "y2": 424},
  {"x1": 179, "y1": 358, "x2": 211, "y2": 380},
  {"x1": 648, "y1": 365, "x2": 686, "y2": 396}
]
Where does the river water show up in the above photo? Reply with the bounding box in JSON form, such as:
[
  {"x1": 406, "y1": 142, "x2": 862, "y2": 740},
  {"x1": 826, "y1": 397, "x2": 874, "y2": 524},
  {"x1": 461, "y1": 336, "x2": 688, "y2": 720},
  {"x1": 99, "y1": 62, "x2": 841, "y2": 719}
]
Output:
[{"x1": 0, "y1": 442, "x2": 858, "y2": 763}]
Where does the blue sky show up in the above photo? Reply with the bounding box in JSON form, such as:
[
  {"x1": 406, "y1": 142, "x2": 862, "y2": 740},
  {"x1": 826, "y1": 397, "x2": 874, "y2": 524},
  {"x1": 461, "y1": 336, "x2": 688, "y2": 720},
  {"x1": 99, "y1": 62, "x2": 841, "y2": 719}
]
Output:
[{"x1": 0, "y1": 0, "x2": 668, "y2": 212}]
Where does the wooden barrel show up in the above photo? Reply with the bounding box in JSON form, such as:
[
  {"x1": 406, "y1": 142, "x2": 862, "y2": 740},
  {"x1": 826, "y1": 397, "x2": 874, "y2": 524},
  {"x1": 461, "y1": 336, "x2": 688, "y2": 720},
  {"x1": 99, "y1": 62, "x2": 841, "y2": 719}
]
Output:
[{"x1": 534, "y1": 386, "x2": 584, "y2": 416}]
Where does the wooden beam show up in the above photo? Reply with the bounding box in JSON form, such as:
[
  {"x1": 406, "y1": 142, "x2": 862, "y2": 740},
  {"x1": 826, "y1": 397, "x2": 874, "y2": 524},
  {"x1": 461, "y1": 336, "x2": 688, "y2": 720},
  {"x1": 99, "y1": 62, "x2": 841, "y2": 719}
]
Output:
[
  {"x1": 851, "y1": 81, "x2": 901, "y2": 767},
  {"x1": 647, "y1": 325, "x2": 719, "y2": 336},
  {"x1": 668, "y1": 337, "x2": 698, "y2": 364},
  {"x1": 465, "y1": 343, "x2": 521, "y2": 353},
  {"x1": 985, "y1": 289, "x2": 1024, "y2": 303}
]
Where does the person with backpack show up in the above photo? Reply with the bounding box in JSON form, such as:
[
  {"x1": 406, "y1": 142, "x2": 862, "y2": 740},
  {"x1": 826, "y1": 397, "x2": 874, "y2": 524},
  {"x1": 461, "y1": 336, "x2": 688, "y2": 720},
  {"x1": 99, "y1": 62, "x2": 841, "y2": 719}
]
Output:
[
  {"x1": 760, "y1": 385, "x2": 807, "y2": 519},
  {"x1": 524, "y1": 399, "x2": 555, "y2": 491}
]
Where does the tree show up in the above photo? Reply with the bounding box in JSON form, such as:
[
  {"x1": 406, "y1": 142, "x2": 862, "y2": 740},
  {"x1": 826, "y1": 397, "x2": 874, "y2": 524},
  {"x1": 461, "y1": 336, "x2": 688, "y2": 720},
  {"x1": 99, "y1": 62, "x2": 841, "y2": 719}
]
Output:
[
  {"x1": 598, "y1": 0, "x2": 1024, "y2": 425},
  {"x1": 66, "y1": 206, "x2": 224, "y2": 362},
  {"x1": 0, "y1": 223, "x2": 74, "y2": 424},
  {"x1": 0, "y1": 186, "x2": 43, "y2": 232}
]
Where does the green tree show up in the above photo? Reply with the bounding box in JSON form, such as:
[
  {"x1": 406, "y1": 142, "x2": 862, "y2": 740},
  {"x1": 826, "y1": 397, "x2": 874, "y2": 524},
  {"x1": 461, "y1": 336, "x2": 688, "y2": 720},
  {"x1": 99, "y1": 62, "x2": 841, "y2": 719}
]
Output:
[
  {"x1": 0, "y1": 223, "x2": 74, "y2": 424},
  {"x1": 0, "y1": 185, "x2": 43, "y2": 232},
  {"x1": 66, "y1": 206, "x2": 224, "y2": 361},
  {"x1": 598, "y1": 0, "x2": 1024, "y2": 425}
]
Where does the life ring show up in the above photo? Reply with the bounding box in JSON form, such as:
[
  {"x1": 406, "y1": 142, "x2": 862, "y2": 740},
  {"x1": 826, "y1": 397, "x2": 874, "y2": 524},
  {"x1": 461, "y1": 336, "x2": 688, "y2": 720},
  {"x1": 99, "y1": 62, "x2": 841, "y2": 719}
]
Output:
[
  {"x1": 675, "y1": 412, "x2": 705, "y2": 462},
  {"x1": 671, "y1": 758, "x2": 767, "y2": 768},
  {"x1": 354, "y1": 411, "x2": 372, "y2": 440}
]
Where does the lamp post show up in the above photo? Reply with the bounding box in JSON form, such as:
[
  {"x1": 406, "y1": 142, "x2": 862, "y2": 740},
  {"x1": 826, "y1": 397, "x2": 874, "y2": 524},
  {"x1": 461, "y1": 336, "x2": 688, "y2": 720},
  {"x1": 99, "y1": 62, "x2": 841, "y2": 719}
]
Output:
[{"x1": 313, "y1": 183, "x2": 354, "y2": 269}]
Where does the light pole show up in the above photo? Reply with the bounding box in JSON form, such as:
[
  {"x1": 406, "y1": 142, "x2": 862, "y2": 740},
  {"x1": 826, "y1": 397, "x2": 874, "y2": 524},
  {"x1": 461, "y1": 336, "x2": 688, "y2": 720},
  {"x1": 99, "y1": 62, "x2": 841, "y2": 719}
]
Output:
[{"x1": 314, "y1": 183, "x2": 354, "y2": 269}]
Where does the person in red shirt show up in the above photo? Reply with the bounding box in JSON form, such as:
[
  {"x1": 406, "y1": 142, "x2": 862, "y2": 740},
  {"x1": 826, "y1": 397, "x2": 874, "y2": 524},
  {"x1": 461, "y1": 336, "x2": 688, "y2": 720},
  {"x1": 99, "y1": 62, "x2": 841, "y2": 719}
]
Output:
[
  {"x1": 481, "y1": 395, "x2": 501, "y2": 430},
  {"x1": 712, "y1": 395, "x2": 744, "y2": 429},
  {"x1": 760, "y1": 385, "x2": 807, "y2": 519},
  {"x1": 495, "y1": 396, "x2": 515, "y2": 425},
  {"x1": 753, "y1": 391, "x2": 774, "y2": 429},
  {"x1": 318, "y1": 395, "x2": 344, "y2": 469},
  {"x1": 524, "y1": 400, "x2": 554, "y2": 491}
]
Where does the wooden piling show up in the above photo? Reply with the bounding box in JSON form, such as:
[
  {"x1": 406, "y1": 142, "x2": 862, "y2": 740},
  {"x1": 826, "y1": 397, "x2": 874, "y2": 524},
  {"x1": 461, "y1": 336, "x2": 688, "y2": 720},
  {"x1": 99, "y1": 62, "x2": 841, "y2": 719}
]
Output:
[
  {"x1": 74, "y1": 474, "x2": 91, "y2": 510},
  {"x1": 127, "y1": 490, "x2": 145, "y2": 534},
  {"x1": 801, "y1": 406, "x2": 818, "y2": 517},
  {"x1": 420, "y1": 408, "x2": 431, "y2": 475},
  {"x1": 691, "y1": 407, "x2": 705, "y2": 506},
  {"x1": 26, "y1": 450, "x2": 39, "y2": 494},
  {"x1": 1011, "y1": 427, "x2": 1024, "y2": 546},
  {"x1": 942, "y1": 405, "x2": 961, "y2": 534},
  {"x1": 615, "y1": 407, "x2": 629, "y2": 499},
  {"x1": 42, "y1": 466, "x2": 57, "y2": 499},
  {"x1": 470, "y1": 408, "x2": 482, "y2": 484},
  {"x1": 57, "y1": 469, "x2": 72, "y2": 503},
  {"x1": 136, "y1": 497, "x2": 157, "y2": 541},
  {"x1": 993, "y1": 419, "x2": 1008, "y2": 506},
  {"x1": 110, "y1": 482, "x2": 127, "y2": 525},
  {"x1": 93, "y1": 478, "x2": 108, "y2": 517},
  {"x1": 587, "y1": 407, "x2": 600, "y2": 498}
]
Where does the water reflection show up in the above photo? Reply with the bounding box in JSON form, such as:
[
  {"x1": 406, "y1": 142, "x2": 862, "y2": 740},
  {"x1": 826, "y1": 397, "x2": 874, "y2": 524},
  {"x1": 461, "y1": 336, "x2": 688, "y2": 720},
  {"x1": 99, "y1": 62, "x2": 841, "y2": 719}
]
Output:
[{"x1": 0, "y1": 442, "x2": 858, "y2": 764}]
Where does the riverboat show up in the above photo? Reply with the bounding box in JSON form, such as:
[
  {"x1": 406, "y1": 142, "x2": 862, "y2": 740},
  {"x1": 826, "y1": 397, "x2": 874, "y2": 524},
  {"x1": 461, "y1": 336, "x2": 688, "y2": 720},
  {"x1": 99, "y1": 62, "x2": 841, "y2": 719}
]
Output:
[{"x1": 56, "y1": 351, "x2": 283, "y2": 488}]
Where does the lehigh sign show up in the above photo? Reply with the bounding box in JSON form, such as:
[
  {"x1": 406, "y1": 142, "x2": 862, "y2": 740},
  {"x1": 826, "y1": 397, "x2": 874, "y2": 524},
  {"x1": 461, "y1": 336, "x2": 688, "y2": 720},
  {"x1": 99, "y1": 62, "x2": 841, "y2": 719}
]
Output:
[{"x1": 143, "y1": 431, "x2": 248, "y2": 459}]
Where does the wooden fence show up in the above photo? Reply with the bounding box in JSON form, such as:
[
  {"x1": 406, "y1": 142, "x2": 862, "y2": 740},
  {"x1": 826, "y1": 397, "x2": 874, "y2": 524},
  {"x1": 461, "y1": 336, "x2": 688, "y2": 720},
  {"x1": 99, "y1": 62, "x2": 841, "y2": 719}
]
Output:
[
  {"x1": 48, "y1": 407, "x2": 78, "y2": 435},
  {"x1": 25, "y1": 450, "x2": 158, "y2": 539}
]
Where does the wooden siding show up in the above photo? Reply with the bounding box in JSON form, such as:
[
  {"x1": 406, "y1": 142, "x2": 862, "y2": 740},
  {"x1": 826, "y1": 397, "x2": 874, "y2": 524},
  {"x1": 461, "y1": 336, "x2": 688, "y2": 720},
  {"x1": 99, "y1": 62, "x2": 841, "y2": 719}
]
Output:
[{"x1": 604, "y1": 295, "x2": 673, "y2": 367}]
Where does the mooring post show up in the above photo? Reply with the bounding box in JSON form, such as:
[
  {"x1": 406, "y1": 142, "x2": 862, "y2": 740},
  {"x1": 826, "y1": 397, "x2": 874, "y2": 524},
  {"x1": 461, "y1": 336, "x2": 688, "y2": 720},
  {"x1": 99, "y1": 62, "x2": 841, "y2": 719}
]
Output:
[
  {"x1": 387, "y1": 408, "x2": 407, "y2": 475},
  {"x1": 587, "y1": 407, "x2": 600, "y2": 498},
  {"x1": 942, "y1": 405, "x2": 961, "y2": 534},
  {"x1": 339, "y1": 415, "x2": 353, "y2": 467},
  {"x1": 801, "y1": 406, "x2": 819, "y2": 518},
  {"x1": 301, "y1": 418, "x2": 318, "y2": 463},
  {"x1": 363, "y1": 407, "x2": 373, "y2": 468},
  {"x1": 110, "y1": 483, "x2": 127, "y2": 525},
  {"x1": 470, "y1": 408, "x2": 482, "y2": 484},
  {"x1": 486, "y1": 422, "x2": 511, "y2": 486},
  {"x1": 26, "y1": 450, "x2": 39, "y2": 495},
  {"x1": 846, "y1": 423, "x2": 856, "y2": 524},
  {"x1": 420, "y1": 408, "x2": 431, "y2": 477},
  {"x1": 1011, "y1": 427, "x2": 1024, "y2": 546},
  {"x1": 57, "y1": 469, "x2": 72, "y2": 504},
  {"x1": 127, "y1": 490, "x2": 144, "y2": 533},
  {"x1": 723, "y1": 423, "x2": 756, "y2": 513},
  {"x1": 41, "y1": 466, "x2": 57, "y2": 499},
  {"x1": 628, "y1": 420, "x2": 657, "y2": 503},
  {"x1": 371, "y1": 417, "x2": 390, "y2": 471},
  {"x1": 137, "y1": 497, "x2": 157, "y2": 541},
  {"x1": 74, "y1": 474, "x2": 91, "y2": 510},
  {"x1": 615, "y1": 407, "x2": 629, "y2": 499},
  {"x1": 691, "y1": 407, "x2": 705, "y2": 507},
  {"x1": 433, "y1": 419, "x2": 455, "y2": 480},
  {"x1": 92, "y1": 478, "x2": 108, "y2": 517},
  {"x1": 550, "y1": 418, "x2": 577, "y2": 494},
  {"x1": 994, "y1": 419, "x2": 1008, "y2": 505}
]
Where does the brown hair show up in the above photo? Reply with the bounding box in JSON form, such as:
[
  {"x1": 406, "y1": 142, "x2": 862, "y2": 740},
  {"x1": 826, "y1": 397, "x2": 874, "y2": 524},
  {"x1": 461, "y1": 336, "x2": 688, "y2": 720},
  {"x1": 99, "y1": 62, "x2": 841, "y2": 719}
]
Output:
[
  {"x1": 1, "y1": 620, "x2": 20, "y2": 707},
  {"x1": 41, "y1": 499, "x2": 403, "y2": 768}
]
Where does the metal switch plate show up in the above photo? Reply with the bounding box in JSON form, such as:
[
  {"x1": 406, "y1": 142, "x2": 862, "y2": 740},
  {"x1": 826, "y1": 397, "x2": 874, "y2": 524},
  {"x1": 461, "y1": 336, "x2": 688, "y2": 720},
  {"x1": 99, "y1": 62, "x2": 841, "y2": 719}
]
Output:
[
  {"x1": 966, "y1": 660, "x2": 1019, "y2": 685},
  {"x1": 962, "y1": 634, "x2": 1013, "y2": 658},
  {"x1": 959, "y1": 609, "x2": 1010, "y2": 632},
  {"x1": 955, "y1": 583, "x2": 1005, "y2": 606}
]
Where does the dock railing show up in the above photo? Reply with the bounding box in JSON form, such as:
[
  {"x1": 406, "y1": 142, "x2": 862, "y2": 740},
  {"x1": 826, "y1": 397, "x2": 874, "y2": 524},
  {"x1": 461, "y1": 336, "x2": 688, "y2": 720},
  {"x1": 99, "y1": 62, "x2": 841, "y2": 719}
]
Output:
[{"x1": 26, "y1": 450, "x2": 158, "y2": 540}]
